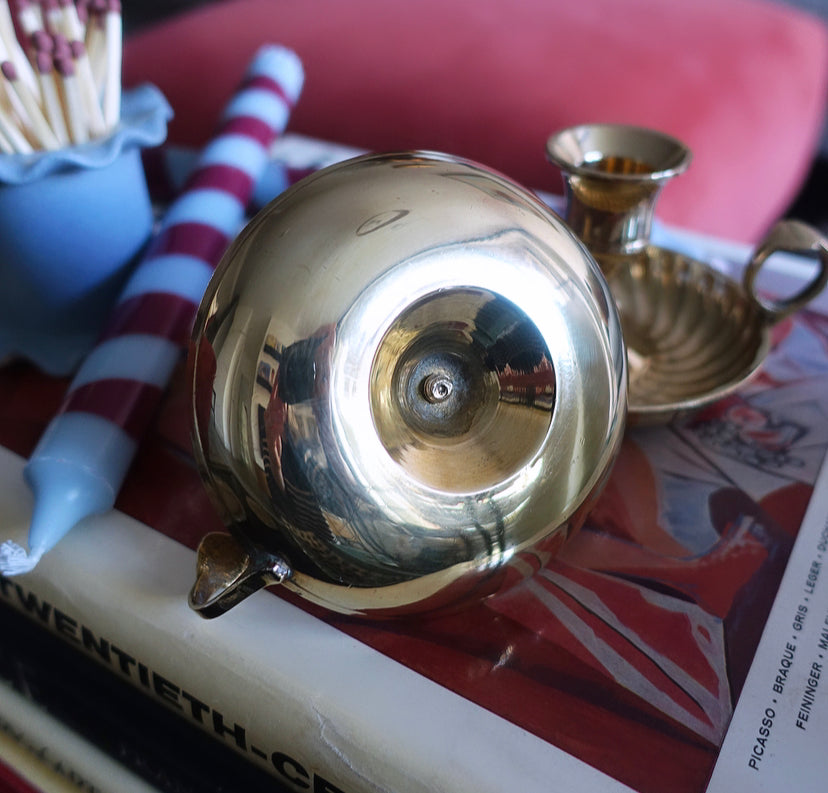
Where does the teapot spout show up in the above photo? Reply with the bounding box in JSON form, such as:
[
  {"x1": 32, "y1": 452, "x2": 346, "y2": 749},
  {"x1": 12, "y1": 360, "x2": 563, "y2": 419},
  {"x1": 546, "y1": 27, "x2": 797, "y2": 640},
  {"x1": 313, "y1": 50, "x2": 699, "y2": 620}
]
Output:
[{"x1": 189, "y1": 532, "x2": 292, "y2": 618}]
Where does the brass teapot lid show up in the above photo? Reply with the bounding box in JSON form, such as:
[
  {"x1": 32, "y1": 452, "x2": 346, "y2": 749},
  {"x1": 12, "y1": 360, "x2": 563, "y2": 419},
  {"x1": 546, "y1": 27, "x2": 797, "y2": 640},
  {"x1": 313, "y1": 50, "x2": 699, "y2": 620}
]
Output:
[{"x1": 187, "y1": 150, "x2": 627, "y2": 617}]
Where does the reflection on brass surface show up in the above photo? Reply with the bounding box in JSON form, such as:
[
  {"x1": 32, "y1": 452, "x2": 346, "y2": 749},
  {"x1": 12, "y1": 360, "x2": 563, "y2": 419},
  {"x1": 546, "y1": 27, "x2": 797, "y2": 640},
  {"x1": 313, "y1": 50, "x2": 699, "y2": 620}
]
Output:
[
  {"x1": 604, "y1": 247, "x2": 766, "y2": 422},
  {"x1": 585, "y1": 156, "x2": 655, "y2": 176},
  {"x1": 370, "y1": 288, "x2": 555, "y2": 492},
  {"x1": 547, "y1": 124, "x2": 828, "y2": 424},
  {"x1": 187, "y1": 151, "x2": 626, "y2": 617},
  {"x1": 547, "y1": 123, "x2": 691, "y2": 255}
]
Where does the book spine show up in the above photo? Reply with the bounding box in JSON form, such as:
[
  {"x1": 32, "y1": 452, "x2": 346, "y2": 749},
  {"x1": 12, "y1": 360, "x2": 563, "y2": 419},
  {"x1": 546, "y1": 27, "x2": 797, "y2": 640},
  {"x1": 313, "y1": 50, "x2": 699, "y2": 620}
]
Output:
[
  {"x1": 0, "y1": 446, "x2": 628, "y2": 793},
  {"x1": 0, "y1": 560, "x2": 356, "y2": 793},
  {"x1": 0, "y1": 675, "x2": 160, "y2": 793},
  {"x1": 0, "y1": 600, "x2": 288, "y2": 793}
]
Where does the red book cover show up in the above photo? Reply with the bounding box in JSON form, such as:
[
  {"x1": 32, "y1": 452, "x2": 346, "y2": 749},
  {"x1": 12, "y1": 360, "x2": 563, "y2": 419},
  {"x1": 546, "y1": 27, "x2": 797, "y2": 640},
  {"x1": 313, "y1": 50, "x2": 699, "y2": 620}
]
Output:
[
  {"x1": 1, "y1": 302, "x2": 827, "y2": 793},
  {"x1": 1, "y1": 137, "x2": 827, "y2": 793}
]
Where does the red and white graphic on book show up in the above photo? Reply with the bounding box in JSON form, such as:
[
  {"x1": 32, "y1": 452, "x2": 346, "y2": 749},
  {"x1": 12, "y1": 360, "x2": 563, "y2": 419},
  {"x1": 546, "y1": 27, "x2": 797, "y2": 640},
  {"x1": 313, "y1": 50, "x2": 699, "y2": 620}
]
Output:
[{"x1": 2, "y1": 296, "x2": 828, "y2": 793}]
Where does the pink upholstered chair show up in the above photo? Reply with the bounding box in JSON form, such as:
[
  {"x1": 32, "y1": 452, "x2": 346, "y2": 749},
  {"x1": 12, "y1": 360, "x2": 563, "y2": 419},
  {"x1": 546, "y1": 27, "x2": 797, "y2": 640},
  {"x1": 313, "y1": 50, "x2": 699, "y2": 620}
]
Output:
[{"x1": 124, "y1": 0, "x2": 828, "y2": 242}]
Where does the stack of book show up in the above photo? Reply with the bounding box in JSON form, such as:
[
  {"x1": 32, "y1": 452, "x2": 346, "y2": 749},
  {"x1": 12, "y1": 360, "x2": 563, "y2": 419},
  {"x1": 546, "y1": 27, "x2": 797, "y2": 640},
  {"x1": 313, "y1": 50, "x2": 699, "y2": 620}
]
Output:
[{"x1": 1, "y1": 134, "x2": 827, "y2": 793}]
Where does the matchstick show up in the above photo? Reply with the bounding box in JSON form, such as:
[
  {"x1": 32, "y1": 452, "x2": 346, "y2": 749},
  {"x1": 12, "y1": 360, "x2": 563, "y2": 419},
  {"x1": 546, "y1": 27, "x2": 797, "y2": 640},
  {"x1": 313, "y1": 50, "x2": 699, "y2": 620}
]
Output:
[
  {"x1": 58, "y1": 0, "x2": 86, "y2": 41},
  {"x1": 0, "y1": 122, "x2": 13, "y2": 152},
  {"x1": 0, "y1": 1, "x2": 124, "y2": 149},
  {"x1": 0, "y1": 91, "x2": 32, "y2": 152},
  {"x1": 53, "y1": 1, "x2": 106, "y2": 136},
  {"x1": 14, "y1": 0, "x2": 44, "y2": 38},
  {"x1": 39, "y1": 0, "x2": 63, "y2": 37},
  {"x1": 85, "y1": 16, "x2": 104, "y2": 93},
  {"x1": 54, "y1": 52, "x2": 87, "y2": 144},
  {"x1": 101, "y1": 0, "x2": 119, "y2": 128},
  {"x1": 1, "y1": 59, "x2": 60, "y2": 149},
  {"x1": 0, "y1": 0, "x2": 37, "y2": 92},
  {"x1": 69, "y1": 38, "x2": 106, "y2": 137},
  {"x1": 34, "y1": 50, "x2": 68, "y2": 146}
]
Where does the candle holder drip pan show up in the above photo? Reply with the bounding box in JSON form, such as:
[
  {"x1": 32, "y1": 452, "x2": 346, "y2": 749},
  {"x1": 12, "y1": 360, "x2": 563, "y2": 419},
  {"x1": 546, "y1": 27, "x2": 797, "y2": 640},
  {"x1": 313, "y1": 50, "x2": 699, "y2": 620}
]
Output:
[{"x1": 547, "y1": 123, "x2": 828, "y2": 424}]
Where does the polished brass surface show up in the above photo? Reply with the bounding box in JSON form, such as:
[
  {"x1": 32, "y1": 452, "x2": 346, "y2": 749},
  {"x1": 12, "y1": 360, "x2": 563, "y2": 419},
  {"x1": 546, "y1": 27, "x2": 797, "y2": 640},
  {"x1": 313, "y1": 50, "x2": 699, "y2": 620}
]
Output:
[
  {"x1": 188, "y1": 151, "x2": 627, "y2": 617},
  {"x1": 546, "y1": 123, "x2": 691, "y2": 256},
  {"x1": 547, "y1": 123, "x2": 828, "y2": 424},
  {"x1": 190, "y1": 532, "x2": 292, "y2": 619},
  {"x1": 600, "y1": 243, "x2": 758, "y2": 423},
  {"x1": 743, "y1": 219, "x2": 828, "y2": 322},
  {"x1": 605, "y1": 221, "x2": 828, "y2": 423}
]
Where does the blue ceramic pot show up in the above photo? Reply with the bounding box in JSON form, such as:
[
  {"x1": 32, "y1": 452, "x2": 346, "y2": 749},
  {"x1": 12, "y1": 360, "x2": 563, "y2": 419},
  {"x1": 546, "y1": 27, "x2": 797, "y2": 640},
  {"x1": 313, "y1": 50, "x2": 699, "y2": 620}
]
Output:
[{"x1": 0, "y1": 84, "x2": 172, "y2": 375}]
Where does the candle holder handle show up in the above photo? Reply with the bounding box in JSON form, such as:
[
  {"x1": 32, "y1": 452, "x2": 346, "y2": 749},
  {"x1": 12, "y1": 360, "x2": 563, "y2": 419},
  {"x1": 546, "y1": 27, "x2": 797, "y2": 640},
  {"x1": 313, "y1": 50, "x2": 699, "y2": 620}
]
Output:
[{"x1": 743, "y1": 219, "x2": 828, "y2": 324}]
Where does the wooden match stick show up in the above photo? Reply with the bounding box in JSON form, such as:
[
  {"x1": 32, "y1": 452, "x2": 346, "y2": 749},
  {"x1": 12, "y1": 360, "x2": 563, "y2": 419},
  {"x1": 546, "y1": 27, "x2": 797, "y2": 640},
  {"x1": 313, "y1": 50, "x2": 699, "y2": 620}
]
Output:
[
  {"x1": 54, "y1": 52, "x2": 87, "y2": 144},
  {"x1": 101, "y1": 0, "x2": 120, "y2": 129},
  {"x1": 39, "y1": 0, "x2": 63, "y2": 36},
  {"x1": 0, "y1": 122, "x2": 14, "y2": 152},
  {"x1": 0, "y1": 1, "x2": 37, "y2": 92},
  {"x1": 69, "y1": 38, "x2": 106, "y2": 137},
  {"x1": 1, "y1": 59, "x2": 59, "y2": 149},
  {"x1": 14, "y1": 1, "x2": 44, "y2": 39},
  {"x1": 34, "y1": 49, "x2": 68, "y2": 146},
  {"x1": 0, "y1": 87, "x2": 33, "y2": 152},
  {"x1": 58, "y1": 0, "x2": 86, "y2": 41}
]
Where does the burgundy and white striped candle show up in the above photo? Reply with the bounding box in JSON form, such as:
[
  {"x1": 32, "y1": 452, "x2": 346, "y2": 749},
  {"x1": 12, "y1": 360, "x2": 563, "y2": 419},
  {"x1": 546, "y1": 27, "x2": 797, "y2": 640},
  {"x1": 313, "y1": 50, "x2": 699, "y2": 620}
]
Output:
[{"x1": 0, "y1": 45, "x2": 304, "y2": 574}]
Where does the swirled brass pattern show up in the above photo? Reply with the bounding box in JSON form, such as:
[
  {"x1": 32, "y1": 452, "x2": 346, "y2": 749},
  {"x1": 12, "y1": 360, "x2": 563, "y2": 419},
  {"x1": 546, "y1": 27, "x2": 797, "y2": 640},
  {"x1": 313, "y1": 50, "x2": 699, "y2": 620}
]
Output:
[
  {"x1": 602, "y1": 247, "x2": 767, "y2": 423},
  {"x1": 547, "y1": 123, "x2": 828, "y2": 425}
]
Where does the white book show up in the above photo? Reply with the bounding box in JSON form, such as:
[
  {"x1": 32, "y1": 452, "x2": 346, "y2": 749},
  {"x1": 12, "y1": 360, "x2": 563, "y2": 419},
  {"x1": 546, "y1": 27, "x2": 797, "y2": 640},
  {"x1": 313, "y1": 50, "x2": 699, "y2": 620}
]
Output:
[
  {"x1": 2, "y1": 136, "x2": 828, "y2": 792},
  {"x1": 0, "y1": 445, "x2": 632, "y2": 793},
  {"x1": 2, "y1": 300, "x2": 828, "y2": 791}
]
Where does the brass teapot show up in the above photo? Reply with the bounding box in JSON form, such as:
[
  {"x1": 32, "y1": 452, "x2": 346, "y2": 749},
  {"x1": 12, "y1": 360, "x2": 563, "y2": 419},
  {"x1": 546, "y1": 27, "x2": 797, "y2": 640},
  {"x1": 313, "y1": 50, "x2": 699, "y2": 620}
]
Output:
[{"x1": 187, "y1": 151, "x2": 627, "y2": 618}]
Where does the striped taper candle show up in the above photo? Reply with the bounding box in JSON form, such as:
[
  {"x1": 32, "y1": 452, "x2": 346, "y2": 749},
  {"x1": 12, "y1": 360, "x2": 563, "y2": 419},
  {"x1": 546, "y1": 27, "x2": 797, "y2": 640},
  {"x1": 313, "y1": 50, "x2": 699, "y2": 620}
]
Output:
[{"x1": 0, "y1": 45, "x2": 304, "y2": 575}]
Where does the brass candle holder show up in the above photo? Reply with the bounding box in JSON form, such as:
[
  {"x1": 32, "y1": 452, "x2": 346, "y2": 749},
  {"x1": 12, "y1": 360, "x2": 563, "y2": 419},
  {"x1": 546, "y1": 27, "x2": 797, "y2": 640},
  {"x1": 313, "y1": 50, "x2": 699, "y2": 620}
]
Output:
[{"x1": 547, "y1": 123, "x2": 828, "y2": 424}]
